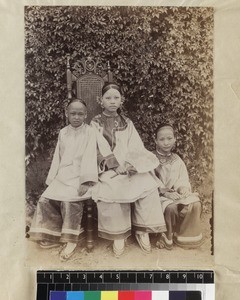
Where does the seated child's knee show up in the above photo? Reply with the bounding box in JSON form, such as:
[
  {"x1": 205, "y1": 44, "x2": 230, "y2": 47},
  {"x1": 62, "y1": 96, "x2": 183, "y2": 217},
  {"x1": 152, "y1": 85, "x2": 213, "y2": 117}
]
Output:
[
  {"x1": 193, "y1": 201, "x2": 201, "y2": 211},
  {"x1": 165, "y1": 204, "x2": 178, "y2": 216}
]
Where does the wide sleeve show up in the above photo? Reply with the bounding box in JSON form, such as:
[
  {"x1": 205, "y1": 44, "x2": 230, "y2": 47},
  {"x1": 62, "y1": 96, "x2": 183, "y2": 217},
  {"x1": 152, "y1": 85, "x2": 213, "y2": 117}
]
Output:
[
  {"x1": 154, "y1": 164, "x2": 170, "y2": 191},
  {"x1": 173, "y1": 159, "x2": 191, "y2": 191},
  {"x1": 79, "y1": 127, "x2": 99, "y2": 185},
  {"x1": 125, "y1": 121, "x2": 160, "y2": 173},
  {"x1": 45, "y1": 133, "x2": 61, "y2": 186},
  {"x1": 90, "y1": 120, "x2": 119, "y2": 172}
]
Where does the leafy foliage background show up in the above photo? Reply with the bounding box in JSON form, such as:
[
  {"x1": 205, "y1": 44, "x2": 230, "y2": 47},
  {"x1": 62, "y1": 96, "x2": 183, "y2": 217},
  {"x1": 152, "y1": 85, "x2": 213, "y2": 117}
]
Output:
[{"x1": 25, "y1": 6, "x2": 213, "y2": 212}]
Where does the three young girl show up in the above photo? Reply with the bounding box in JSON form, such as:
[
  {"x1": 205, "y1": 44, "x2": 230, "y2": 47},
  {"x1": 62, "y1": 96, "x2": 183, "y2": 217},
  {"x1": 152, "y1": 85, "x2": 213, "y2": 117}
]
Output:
[{"x1": 29, "y1": 82, "x2": 203, "y2": 260}]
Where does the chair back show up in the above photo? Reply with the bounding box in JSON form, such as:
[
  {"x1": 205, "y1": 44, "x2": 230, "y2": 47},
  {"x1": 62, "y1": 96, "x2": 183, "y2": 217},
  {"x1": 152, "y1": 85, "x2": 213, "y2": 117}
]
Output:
[{"x1": 67, "y1": 56, "x2": 113, "y2": 123}]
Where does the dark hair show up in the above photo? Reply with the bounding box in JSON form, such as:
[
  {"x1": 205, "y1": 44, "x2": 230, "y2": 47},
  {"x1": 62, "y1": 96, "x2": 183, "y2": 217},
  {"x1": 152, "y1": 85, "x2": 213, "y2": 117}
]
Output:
[
  {"x1": 102, "y1": 82, "x2": 122, "y2": 96},
  {"x1": 67, "y1": 98, "x2": 87, "y2": 108},
  {"x1": 155, "y1": 123, "x2": 175, "y2": 137}
]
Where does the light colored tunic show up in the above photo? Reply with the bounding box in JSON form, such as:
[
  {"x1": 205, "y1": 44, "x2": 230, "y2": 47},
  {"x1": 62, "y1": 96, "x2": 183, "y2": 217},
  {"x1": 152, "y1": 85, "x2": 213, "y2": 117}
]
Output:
[
  {"x1": 29, "y1": 123, "x2": 98, "y2": 243},
  {"x1": 90, "y1": 113, "x2": 166, "y2": 240},
  {"x1": 42, "y1": 123, "x2": 98, "y2": 202},
  {"x1": 154, "y1": 151, "x2": 200, "y2": 212},
  {"x1": 154, "y1": 150, "x2": 203, "y2": 247},
  {"x1": 91, "y1": 114, "x2": 161, "y2": 203}
]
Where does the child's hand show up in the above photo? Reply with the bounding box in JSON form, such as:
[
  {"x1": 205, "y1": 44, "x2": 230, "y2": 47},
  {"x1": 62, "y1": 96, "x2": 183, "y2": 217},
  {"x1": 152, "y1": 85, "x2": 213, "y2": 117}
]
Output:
[
  {"x1": 115, "y1": 165, "x2": 127, "y2": 175},
  {"x1": 177, "y1": 186, "x2": 190, "y2": 198},
  {"x1": 164, "y1": 191, "x2": 181, "y2": 200},
  {"x1": 78, "y1": 184, "x2": 89, "y2": 196},
  {"x1": 125, "y1": 163, "x2": 137, "y2": 176},
  {"x1": 159, "y1": 188, "x2": 173, "y2": 195}
]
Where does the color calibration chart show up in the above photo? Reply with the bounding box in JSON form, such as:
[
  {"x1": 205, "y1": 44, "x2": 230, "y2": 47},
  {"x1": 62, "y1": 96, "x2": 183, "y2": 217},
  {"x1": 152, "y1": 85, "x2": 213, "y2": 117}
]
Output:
[{"x1": 37, "y1": 270, "x2": 214, "y2": 300}]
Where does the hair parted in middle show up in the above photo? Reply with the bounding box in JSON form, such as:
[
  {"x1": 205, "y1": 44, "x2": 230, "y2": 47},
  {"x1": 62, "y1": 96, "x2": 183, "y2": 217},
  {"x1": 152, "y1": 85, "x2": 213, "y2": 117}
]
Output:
[
  {"x1": 66, "y1": 98, "x2": 87, "y2": 108},
  {"x1": 96, "y1": 82, "x2": 125, "y2": 107},
  {"x1": 101, "y1": 82, "x2": 122, "y2": 96},
  {"x1": 155, "y1": 123, "x2": 175, "y2": 138}
]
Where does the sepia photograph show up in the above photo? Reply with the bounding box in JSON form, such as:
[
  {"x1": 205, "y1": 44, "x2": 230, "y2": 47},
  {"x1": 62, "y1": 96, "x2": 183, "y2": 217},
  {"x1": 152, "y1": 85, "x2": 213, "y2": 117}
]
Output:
[{"x1": 25, "y1": 6, "x2": 214, "y2": 269}]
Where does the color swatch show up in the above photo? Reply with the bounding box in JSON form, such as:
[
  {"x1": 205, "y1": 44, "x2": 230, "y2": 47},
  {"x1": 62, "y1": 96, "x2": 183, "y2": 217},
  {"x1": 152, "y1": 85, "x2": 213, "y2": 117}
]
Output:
[
  {"x1": 50, "y1": 290, "x2": 202, "y2": 300},
  {"x1": 37, "y1": 270, "x2": 214, "y2": 300}
]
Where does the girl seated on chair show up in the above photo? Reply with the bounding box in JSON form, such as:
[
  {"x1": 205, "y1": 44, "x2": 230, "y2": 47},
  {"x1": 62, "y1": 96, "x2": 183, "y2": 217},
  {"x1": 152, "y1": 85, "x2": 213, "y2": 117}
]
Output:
[
  {"x1": 153, "y1": 123, "x2": 203, "y2": 250},
  {"x1": 90, "y1": 82, "x2": 166, "y2": 257},
  {"x1": 29, "y1": 99, "x2": 98, "y2": 261}
]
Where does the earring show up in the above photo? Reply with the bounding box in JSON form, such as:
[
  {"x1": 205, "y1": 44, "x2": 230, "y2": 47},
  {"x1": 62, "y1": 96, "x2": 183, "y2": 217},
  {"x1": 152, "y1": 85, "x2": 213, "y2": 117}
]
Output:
[{"x1": 171, "y1": 142, "x2": 176, "y2": 151}]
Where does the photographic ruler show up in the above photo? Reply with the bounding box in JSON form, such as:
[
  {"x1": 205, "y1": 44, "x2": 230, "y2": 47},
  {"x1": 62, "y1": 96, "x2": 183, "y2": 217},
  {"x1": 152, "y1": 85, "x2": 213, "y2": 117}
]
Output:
[{"x1": 37, "y1": 270, "x2": 214, "y2": 300}]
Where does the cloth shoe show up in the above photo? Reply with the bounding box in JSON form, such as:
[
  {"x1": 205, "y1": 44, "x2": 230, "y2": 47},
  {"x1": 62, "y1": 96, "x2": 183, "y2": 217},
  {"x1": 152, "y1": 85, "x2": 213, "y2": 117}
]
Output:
[
  {"x1": 39, "y1": 241, "x2": 60, "y2": 249},
  {"x1": 113, "y1": 239, "x2": 125, "y2": 257},
  {"x1": 59, "y1": 242, "x2": 77, "y2": 261},
  {"x1": 156, "y1": 233, "x2": 173, "y2": 250},
  {"x1": 135, "y1": 233, "x2": 151, "y2": 253}
]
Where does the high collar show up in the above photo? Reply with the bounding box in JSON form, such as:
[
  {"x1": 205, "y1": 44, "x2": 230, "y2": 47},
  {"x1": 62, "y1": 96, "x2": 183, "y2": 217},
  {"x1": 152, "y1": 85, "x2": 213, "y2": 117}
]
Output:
[
  {"x1": 156, "y1": 149, "x2": 172, "y2": 157},
  {"x1": 69, "y1": 123, "x2": 84, "y2": 131},
  {"x1": 102, "y1": 111, "x2": 119, "y2": 118}
]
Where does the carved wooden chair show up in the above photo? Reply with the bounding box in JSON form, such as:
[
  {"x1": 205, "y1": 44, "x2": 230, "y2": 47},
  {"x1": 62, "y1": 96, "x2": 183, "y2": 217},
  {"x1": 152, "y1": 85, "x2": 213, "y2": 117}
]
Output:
[{"x1": 66, "y1": 55, "x2": 113, "y2": 251}]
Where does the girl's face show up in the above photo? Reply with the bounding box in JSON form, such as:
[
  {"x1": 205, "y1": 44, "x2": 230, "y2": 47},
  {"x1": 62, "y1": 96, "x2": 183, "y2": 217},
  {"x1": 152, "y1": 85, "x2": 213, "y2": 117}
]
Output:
[
  {"x1": 101, "y1": 88, "x2": 122, "y2": 115},
  {"x1": 155, "y1": 127, "x2": 176, "y2": 155},
  {"x1": 66, "y1": 102, "x2": 87, "y2": 128}
]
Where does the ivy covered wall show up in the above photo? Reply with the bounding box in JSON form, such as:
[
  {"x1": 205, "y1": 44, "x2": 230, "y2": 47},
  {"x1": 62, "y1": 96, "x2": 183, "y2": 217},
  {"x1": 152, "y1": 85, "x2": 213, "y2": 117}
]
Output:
[{"x1": 25, "y1": 6, "x2": 213, "y2": 198}]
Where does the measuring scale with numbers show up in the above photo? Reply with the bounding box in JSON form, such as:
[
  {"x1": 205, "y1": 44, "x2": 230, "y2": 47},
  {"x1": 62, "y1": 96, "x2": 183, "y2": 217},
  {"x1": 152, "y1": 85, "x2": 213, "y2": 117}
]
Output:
[{"x1": 37, "y1": 270, "x2": 214, "y2": 300}]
